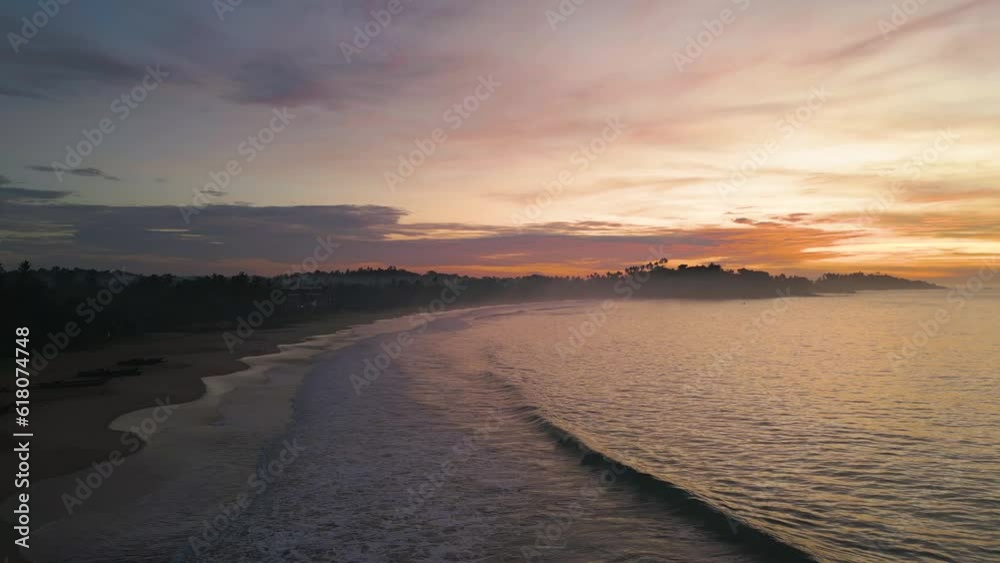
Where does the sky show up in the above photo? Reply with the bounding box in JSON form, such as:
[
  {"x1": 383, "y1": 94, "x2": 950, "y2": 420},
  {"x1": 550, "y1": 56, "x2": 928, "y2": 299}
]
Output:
[{"x1": 1, "y1": 0, "x2": 998, "y2": 281}]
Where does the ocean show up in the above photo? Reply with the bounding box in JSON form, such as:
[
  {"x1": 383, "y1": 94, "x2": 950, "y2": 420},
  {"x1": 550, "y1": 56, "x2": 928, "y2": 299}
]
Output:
[{"x1": 28, "y1": 290, "x2": 999, "y2": 562}]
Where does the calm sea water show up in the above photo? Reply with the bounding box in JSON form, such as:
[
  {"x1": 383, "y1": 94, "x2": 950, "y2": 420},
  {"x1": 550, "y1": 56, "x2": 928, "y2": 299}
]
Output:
[
  {"x1": 32, "y1": 290, "x2": 999, "y2": 562},
  {"x1": 192, "y1": 289, "x2": 997, "y2": 562}
]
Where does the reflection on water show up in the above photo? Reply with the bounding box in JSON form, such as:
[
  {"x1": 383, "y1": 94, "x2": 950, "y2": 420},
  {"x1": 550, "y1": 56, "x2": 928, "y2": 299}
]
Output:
[
  {"x1": 32, "y1": 292, "x2": 999, "y2": 562},
  {"x1": 473, "y1": 291, "x2": 999, "y2": 562}
]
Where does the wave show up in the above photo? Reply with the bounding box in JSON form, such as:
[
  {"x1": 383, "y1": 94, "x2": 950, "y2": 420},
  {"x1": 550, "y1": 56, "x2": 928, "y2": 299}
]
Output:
[
  {"x1": 473, "y1": 302, "x2": 588, "y2": 321},
  {"x1": 511, "y1": 400, "x2": 820, "y2": 562}
]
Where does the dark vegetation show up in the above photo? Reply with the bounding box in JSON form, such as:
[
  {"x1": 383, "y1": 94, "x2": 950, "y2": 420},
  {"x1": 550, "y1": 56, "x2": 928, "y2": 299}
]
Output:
[
  {"x1": 1, "y1": 259, "x2": 940, "y2": 354},
  {"x1": 811, "y1": 272, "x2": 941, "y2": 293}
]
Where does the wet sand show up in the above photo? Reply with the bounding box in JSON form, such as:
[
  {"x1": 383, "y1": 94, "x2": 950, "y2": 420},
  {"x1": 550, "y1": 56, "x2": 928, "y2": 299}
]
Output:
[{"x1": 0, "y1": 310, "x2": 404, "y2": 505}]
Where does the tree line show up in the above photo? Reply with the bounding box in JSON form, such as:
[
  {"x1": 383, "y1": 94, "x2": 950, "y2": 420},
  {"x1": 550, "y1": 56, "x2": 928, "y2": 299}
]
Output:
[{"x1": 0, "y1": 260, "x2": 939, "y2": 354}]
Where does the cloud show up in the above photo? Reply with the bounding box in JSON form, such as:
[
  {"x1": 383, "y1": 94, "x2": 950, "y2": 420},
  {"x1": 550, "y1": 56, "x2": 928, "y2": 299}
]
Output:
[
  {"x1": 224, "y1": 55, "x2": 335, "y2": 108},
  {"x1": 0, "y1": 7, "x2": 203, "y2": 99},
  {"x1": 0, "y1": 45, "x2": 142, "y2": 81},
  {"x1": 12, "y1": 199, "x2": 991, "y2": 280},
  {"x1": 806, "y1": 0, "x2": 992, "y2": 66},
  {"x1": 732, "y1": 217, "x2": 780, "y2": 227},
  {"x1": 27, "y1": 165, "x2": 120, "y2": 182},
  {"x1": 901, "y1": 187, "x2": 999, "y2": 204},
  {"x1": 856, "y1": 211, "x2": 1000, "y2": 239},
  {"x1": 0, "y1": 187, "x2": 73, "y2": 203},
  {"x1": 200, "y1": 186, "x2": 226, "y2": 197},
  {"x1": 0, "y1": 174, "x2": 73, "y2": 202},
  {"x1": 0, "y1": 202, "x2": 868, "y2": 276},
  {"x1": 0, "y1": 85, "x2": 55, "y2": 101},
  {"x1": 0, "y1": 0, "x2": 995, "y2": 282},
  {"x1": 772, "y1": 213, "x2": 813, "y2": 223},
  {"x1": 0, "y1": 36, "x2": 151, "y2": 101}
]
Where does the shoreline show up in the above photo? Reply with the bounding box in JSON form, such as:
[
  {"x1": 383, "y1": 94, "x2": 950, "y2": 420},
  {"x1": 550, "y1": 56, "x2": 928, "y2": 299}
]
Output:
[
  {"x1": 0, "y1": 301, "x2": 540, "y2": 561},
  {"x1": 0, "y1": 289, "x2": 932, "y2": 501},
  {"x1": 0, "y1": 308, "x2": 415, "y2": 504}
]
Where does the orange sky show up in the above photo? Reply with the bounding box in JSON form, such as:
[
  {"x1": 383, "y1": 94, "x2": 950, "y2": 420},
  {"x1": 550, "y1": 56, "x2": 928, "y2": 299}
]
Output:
[{"x1": 1, "y1": 0, "x2": 998, "y2": 282}]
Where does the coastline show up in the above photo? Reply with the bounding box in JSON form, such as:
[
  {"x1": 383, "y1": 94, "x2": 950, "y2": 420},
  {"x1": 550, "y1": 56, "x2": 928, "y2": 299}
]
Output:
[
  {"x1": 0, "y1": 293, "x2": 987, "y2": 561},
  {"x1": 0, "y1": 288, "x2": 940, "y2": 504},
  {"x1": 0, "y1": 301, "x2": 533, "y2": 561},
  {"x1": 0, "y1": 308, "x2": 412, "y2": 505}
]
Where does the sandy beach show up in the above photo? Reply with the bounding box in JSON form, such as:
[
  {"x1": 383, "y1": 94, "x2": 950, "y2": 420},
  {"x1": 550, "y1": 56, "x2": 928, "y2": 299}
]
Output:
[{"x1": 0, "y1": 310, "x2": 404, "y2": 506}]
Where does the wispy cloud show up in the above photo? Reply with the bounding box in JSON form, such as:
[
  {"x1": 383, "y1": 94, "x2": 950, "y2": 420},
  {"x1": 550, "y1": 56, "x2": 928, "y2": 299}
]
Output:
[
  {"x1": 0, "y1": 202, "x2": 870, "y2": 276},
  {"x1": 0, "y1": 186, "x2": 73, "y2": 202},
  {"x1": 0, "y1": 0, "x2": 997, "y2": 278},
  {"x1": 27, "y1": 165, "x2": 120, "y2": 182},
  {"x1": 0, "y1": 172, "x2": 73, "y2": 202}
]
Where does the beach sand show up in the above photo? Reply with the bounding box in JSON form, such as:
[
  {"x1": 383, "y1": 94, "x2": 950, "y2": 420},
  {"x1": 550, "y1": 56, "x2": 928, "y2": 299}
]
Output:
[{"x1": 0, "y1": 310, "x2": 403, "y2": 506}]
